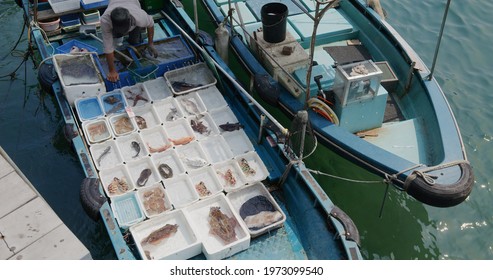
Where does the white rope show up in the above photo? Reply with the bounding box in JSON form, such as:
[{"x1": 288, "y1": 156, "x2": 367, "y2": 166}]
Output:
[{"x1": 307, "y1": 168, "x2": 384, "y2": 184}]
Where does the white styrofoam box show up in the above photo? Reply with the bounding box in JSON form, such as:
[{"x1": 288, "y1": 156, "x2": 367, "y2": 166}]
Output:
[
  {"x1": 222, "y1": 129, "x2": 254, "y2": 156},
  {"x1": 175, "y1": 92, "x2": 207, "y2": 117},
  {"x1": 136, "y1": 183, "x2": 173, "y2": 219},
  {"x1": 111, "y1": 191, "x2": 145, "y2": 229},
  {"x1": 163, "y1": 174, "x2": 199, "y2": 209},
  {"x1": 130, "y1": 209, "x2": 201, "y2": 260},
  {"x1": 151, "y1": 149, "x2": 186, "y2": 179},
  {"x1": 115, "y1": 132, "x2": 148, "y2": 162},
  {"x1": 128, "y1": 104, "x2": 161, "y2": 131},
  {"x1": 109, "y1": 113, "x2": 137, "y2": 137},
  {"x1": 213, "y1": 160, "x2": 247, "y2": 192},
  {"x1": 99, "y1": 164, "x2": 135, "y2": 198},
  {"x1": 122, "y1": 83, "x2": 151, "y2": 107},
  {"x1": 187, "y1": 166, "x2": 223, "y2": 199},
  {"x1": 209, "y1": 106, "x2": 239, "y2": 132},
  {"x1": 143, "y1": 77, "x2": 173, "y2": 101},
  {"x1": 164, "y1": 118, "x2": 195, "y2": 145},
  {"x1": 187, "y1": 113, "x2": 220, "y2": 140},
  {"x1": 153, "y1": 98, "x2": 185, "y2": 123},
  {"x1": 175, "y1": 141, "x2": 211, "y2": 172},
  {"x1": 235, "y1": 151, "x2": 269, "y2": 184},
  {"x1": 126, "y1": 157, "x2": 161, "y2": 188},
  {"x1": 52, "y1": 54, "x2": 105, "y2": 105},
  {"x1": 140, "y1": 125, "x2": 172, "y2": 155},
  {"x1": 82, "y1": 118, "x2": 112, "y2": 144},
  {"x1": 49, "y1": 0, "x2": 80, "y2": 14},
  {"x1": 183, "y1": 193, "x2": 250, "y2": 259},
  {"x1": 90, "y1": 139, "x2": 123, "y2": 170},
  {"x1": 226, "y1": 183, "x2": 286, "y2": 237},
  {"x1": 196, "y1": 86, "x2": 227, "y2": 110},
  {"x1": 199, "y1": 135, "x2": 234, "y2": 164}
]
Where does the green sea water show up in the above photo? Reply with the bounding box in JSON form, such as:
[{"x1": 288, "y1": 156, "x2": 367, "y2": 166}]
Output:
[{"x1": 0, "y1": 0, "x2": 491, "y2": 260}]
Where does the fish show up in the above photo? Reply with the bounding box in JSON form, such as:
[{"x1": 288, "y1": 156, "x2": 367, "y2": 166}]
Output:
[
  {"x1": 103, "y1": 95, "x2": 120, "y2": 105},
  {"x1": 190, "y1": 118, "x2": 210, "y2": 135},
  {"x1": 219, "y1": 122, "x2": 244, "y2": 132},
  {"x1": 135, "y1": 115, "x2": 147, "y2": 130},
  {"x1": 96, "y1": 146, "x2": 111, "y2": 166},
  {"x1": 158, "y1": 163, "x2": 173, "y2": 179},
  {"x1": 106, "y1": 102, "x2": 124, "y2": 115},
  {"x1": 142, "y1": 188, "x2": 167, "y2": 214},
  {"x1": 169, "y1": 136, "x2": 195, "y2": 146},
  {"x1": 141, "y1": 224, "x2": 178, "y2": 246},
  {"x1": 165, "y1": 107, "x2": 179, "y2": 121},
  {"x1": 171, "y1": 81, "x2": 203, "y2": 92},
  {"x1": 218, "y1": 169, "x2": 236, "y2": 186},
  {"x1": 180, "y1": 98, "x2": 200, "y2": 115},
  {"x1": 208, "y1": 207, "x2": 237, "y2": 244},
  {"x1": 195, "y1": 181, "x2": 211, "y2": 197},
  {"x1": 137, "y1": 168, "x2": 152, "y2": 186},
  {"x1": 239, "y1": 158, "x2": 256, "y2": 176},
  {"x1": 113, "y1": 116, "x2": 134, "y2": 134},
  {"x1": 131, "y1": 141, "x2": 141, "y2": 158},
  {"x1": 147, "y1": 142, "x2": 172, "y2": 153},
  {"x1": 244, "y1": 210, "x2": 283, "y2": 230},
  {"x1": 183, "y1": 157, "x2": 208, "y2": 168}
]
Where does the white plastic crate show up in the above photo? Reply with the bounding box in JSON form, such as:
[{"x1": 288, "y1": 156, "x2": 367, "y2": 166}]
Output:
[{"x1": 49, "y1": 0, "x2": 80, "y2": 14}]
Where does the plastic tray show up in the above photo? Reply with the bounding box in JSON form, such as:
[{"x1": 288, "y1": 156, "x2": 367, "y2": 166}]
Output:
[
  {"x1": 222, "y1": 130, "x2": 254, "y2": 156},
  {"x1": 226, "y1": 183, "x2": 286, "y2": 237},
  {"x1": 80, "y1": 0, "x2": 108, "y2": 10},
  {"x1": 175, "y1": 141, "x2": 210, "y2": 172},
  {"x1": 175, "y1": 92, "x2": 207, "y2": 116},
  {"x1": 122, "y1": 83, "x2": 151, "y2": 107},
  {"x1": 200, "y1": 135, "x2": 233, "y2": 164},
  {"x1": 126, "y1": 157, "x2": 161, "y2": 188},
  {"x1": 183, "y1": 193, "x2": 250, "y2": 260},
  {"x1": 187, "y1": 112, "x2": 220, "y2": 140},
  {"x1": 57, "y1": 39, "x2": 97, "y2": 54},
  {"x1": 82, "y1": 118, "x2": 112, "y2": 144},
  {"x1": 163, "y1": 174, "x2": 199, "y2": 209},
  {"x1": 213, "y1": 160, "x2": 247, "y2": 192},
  {"x1": 130, "y1": 209, "x2": 201, "y2": 260},
  {"x1": 90, "y1": 139, "x2": 123, "y2": 170},
  {"x1": 235, "y1": 151, "x2": 269, "y2": 184},
  {"x1": 48, "y1": 0, "x2": 80, "y2": 13},
  {"x1": 140, "y1": 125, "x2": 171, "y2": 155},
  {"x1": 109, "y1": 113, "x2": 137, "y2": 137},
  {"x1": 99, "y1": 164, "x2": 135, "y2": 198},
  {"x1": 153, "y1": 98, "x2": 185, "y2": 123},
  {"x1": 151, "y1": 149, "x2": 186, "y2": 180},
  {"x1": 165, "y1": 62, "x2": 217, "y2": 95},
  {"x1": 129, "y1": 104, "x2": 161, "y2": 130},
  {"x1": 209, "y1": 106, "x2": 239, "y2": 131},
  {"x1": 115, "y1": 132, "x2": 148, "y2": 162},
  {"x1": 75, "y1": 96, "x2": 103, "y2": 121},
  {"x1": 187, "y1": 166, "x2": 223, "y2": 199},
  {"x1": 164, "y1": 118, "x2": 195, "y2": 145},
  {"x1": 111, "y1": 192, "x2": 145, "y2": 229},
  {"x1": 143, "y1": 77, "x2": 173, "y2": 101},
  {"x1": 196, "y1": 85, "x2": 228, "y2": 110},
  {"x1": 100, "y1": 90, "x2": 126, "y2": 115},
  {"x1": 136, "y1": 183, "x2": 173, "y2": 219}
]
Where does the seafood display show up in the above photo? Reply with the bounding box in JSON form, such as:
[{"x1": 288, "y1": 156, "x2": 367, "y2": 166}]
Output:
[
  {"x1": 208, "y1": 207, "x2": 237, "y2": 244},
  {"x1": 180, "y1": 98, "x2": 200, "y2": 115},
  {"x1": 166, "y1": 107, "x2": 179, "y2": 121},
  {"x1": 183, "y1": 157, "x2": 208, "y2": 168},
  {"x1": 239, "y1": 158, "x2": 256, "y2": 176},
  {"x1": 190, "y1": 117, "x2": 210, "y2": 135},
  {"x1": 131, "y1": 141, "x2": 141, "y2": 158},
  {"x1": 147, "y1": 143, "x2": 172, "y2": 153},
  {"x1": 135, "y1": 115, "x2": 147, "y2": 129},
  {"x1": 169, "y1": 136, "x2": 195, "y2": 146},
  {"x1": 218, "y1": 169, "x2": 237, "y2": 186},
  {"x1": 106, "y1": 102, "x2": 124, "y2": 115},
  {"x1": 219, "y1": 122, "x2": 244, "y2": 132},
  {"x1": 96, "y1": 146, "x2": 111, "y2": 166},
  {"x1": 239, "y1": 195, "x2": 282, "y2": 230},
  {"x1": 103, "y1": 95, "x2": 121, "y2": 104},
  {"x1": 124, "y1": 84, "x2": 149, "y2": 107},
  {"x1": 107, "y1": 176, "x2": 130, "y2": 195},
  {"x1": 113, "y1": 115, "x2": 134, "y2": 135},
  {"x1": 195, "y1": 181, "x2": 212, "y2": 197},
  {"x1": 141, "y1": 224, "x2": 178, "y2": 246},
  {"x1": 142, "y1": 187, "x2": 168, "y2": 216},
  {"x1": 171, "y1": 81, "x2": 203, "y2": 93},
  {"x1": 137, "y1": 168, "x2": 152, "y2": 186},
  {"x1": 158, "y1": 163, "x2": 173, "y2": 179},
  {"x1": 86, "y1": 121, "x2": 110, "y2": 142}
]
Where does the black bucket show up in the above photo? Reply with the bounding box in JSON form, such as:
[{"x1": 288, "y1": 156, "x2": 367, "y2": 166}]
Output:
[{"x1": 261, "y1": 3, "x2": 288, "y2": 43}]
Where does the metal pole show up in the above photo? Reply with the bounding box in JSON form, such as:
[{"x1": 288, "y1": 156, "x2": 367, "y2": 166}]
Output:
[{"x1": 428, "y1": 0, "x2": 452, "y2": 80}]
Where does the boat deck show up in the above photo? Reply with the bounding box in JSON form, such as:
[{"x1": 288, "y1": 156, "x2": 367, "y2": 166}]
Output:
[{"x1": 0, "y1": 147, "x2": 91, "y2": 260}]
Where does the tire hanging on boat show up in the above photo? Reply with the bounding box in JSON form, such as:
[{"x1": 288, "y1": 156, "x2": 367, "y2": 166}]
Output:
[
  {"x1": 80, "y1": 177, "x2": 107, "y2": 221},
  {"x1": 37, "y1": 62, "x2": 58, "y2": 95}
]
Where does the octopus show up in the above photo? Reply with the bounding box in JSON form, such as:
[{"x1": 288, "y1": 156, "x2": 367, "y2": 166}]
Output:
[
  {"x1": 208, "y1": 207, "x2": 237, "y2": 244},
  {"x1": 169, "y1": 136, "x2": 195, "y2": 146},
  {"x1": 141, "y1": 224, "x2": 178, "y2": 246},
  {"x1": 195, "y1": 181, "x2": 211, "y2": 197},
  {"x1": 135, "y1": 115, "x2": 147, "y2": 130},
  {"x1": 218, "y1": 169, "x2": 236, "y2": 186},
  {"x1": 107, "y1": 177, "x2": 129, "y2": 195},
  {"x1": 239, "y1": 158, "x2": 256, "y2": 176},
  {"x1": 142, "y1": 187, "x2": 167, "y2": 215},
  {"x1": 113, "y1": 116, "x2": 134, "y2": 135}
]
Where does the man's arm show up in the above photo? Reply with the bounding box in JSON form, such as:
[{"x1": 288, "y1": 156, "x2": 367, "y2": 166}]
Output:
[
  {"x1": 106, "y1": 52, "x2": 119, "y2": 82},
  {"x1": 147, "y1": 25, "x2": 158, "y2": 57}
]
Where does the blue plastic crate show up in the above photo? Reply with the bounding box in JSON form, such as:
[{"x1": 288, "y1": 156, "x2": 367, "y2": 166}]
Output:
[
  {"x1": 56, "y1": 39, "x2": 98, "y2": 54},
  {"x1": 80, "y1": 0, "x2": 108, "y2": 10},
  {"x1": 75, "y1": 96, "x2": 104, "y2": 121},
  {"x1": 60, "y1": 13, "x2": 81, "y2": 27}
]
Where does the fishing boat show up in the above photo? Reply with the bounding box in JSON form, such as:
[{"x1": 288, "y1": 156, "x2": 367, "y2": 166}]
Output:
[
  {"x1": 17, "y1": 0, "x2": 362, "y2": 260},
  {"x1": 199, "y1": 0, "x2": 474, "y2": 207}
]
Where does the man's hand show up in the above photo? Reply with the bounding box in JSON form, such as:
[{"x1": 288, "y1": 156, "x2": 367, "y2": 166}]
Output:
[
  {"x1": 107, "y1": 69, "x2": 119, "y2": 82},
  {"x1": 106, "y1": 52, "x2": 119, "y2": 82},
  {"x1": 148, "y1": 44, "x2": 158, "y2": 58}
]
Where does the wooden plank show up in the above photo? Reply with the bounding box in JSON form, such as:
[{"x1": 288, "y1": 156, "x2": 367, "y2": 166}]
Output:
[
  {"x1": 0, "y1": 197, "x2": 62, "y2": 254},
  {"x1": 0, "y1": 155, "x2": 14, "y2": 179},
  {"x1": 10, "y1": 225, "x2": 91, "y2": 260},
  {"x1": 0, "y1": 172, "x2": 37, "y2": 218}
]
